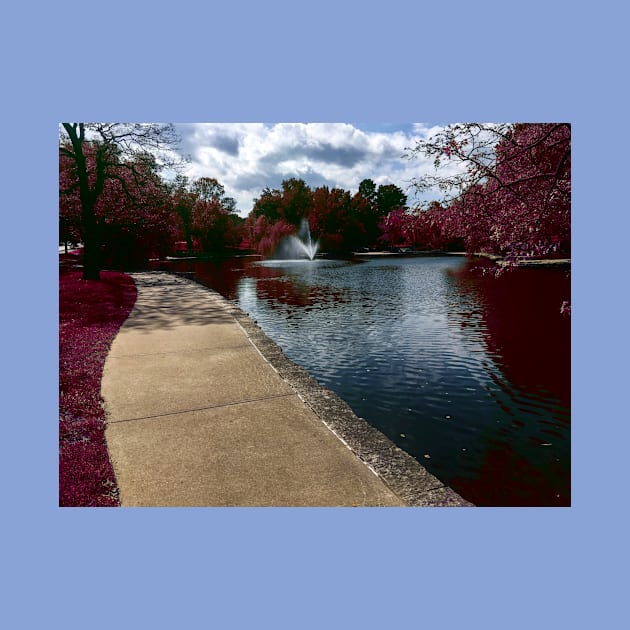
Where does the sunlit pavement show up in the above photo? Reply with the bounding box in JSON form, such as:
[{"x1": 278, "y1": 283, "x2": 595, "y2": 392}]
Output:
[{"x1": 102, "y1": 272, "x2": 471, "y2": 507}]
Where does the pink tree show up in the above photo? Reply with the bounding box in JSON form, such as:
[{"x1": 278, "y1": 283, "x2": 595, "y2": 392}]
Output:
[
  {"x1": 405, "y1": 202, "x2": 455, "y2": 250},
  {"x1": 488, "y1": 123, "x2": 570, "y2": 257},
  {"x1": 59, "y1": 123, "x2": 182, "y2": 279},
  {"x1": 244, "y1": 214, "x2": 296, "y2": 257},
  {"x1": 60, "y1": 141, "x2": 177, "y2": 267},
  {"x1": 378, "y1": 208, "x2": 413, "y2": 248},
  {"x1": 405, "y1": 123, "x2": 571, "y2": 258}
]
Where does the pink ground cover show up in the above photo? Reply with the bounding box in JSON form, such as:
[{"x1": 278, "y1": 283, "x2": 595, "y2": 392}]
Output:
[{"x1": 59, "y1": 270, "x2": 137, "y2": 506}]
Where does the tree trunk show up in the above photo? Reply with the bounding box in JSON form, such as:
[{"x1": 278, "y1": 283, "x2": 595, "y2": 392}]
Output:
[
  {"x1": 81, "y1": 200, "x2": 101, "y2": 281},
  {"x1": 63, "y1": 123, "x2": 102, "y2": 281}
]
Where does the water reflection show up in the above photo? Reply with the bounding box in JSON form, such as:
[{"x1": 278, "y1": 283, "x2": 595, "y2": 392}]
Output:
[
  {"x1": 253, "y1": 261, "x2": 350, "y2": 311},
  {"x1": 148, "y1": 255, "x2": 570, "y2": 506},
  {"x1": 447, "y1": 259, "x2": 570, "y2": 406},
  {"x1": 443, "y1": 259, "x2": 570, "y2": 505}
]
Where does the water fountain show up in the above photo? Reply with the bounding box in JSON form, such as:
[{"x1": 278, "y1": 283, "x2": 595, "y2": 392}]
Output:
[{"x1": 274, "y1": 218, "x2": 320, "y2": 260}]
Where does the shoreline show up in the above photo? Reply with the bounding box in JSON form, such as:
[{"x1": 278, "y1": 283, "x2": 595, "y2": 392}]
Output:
[
  {"x1": 161, "y1": 249, "x2": 571, "y2": 269},
  {"x1": 175, "y1": 273, "x2": 473, "y2": 507},
  {"x1": 353, "y1": 250, "x2": 571, "y2": 267}
]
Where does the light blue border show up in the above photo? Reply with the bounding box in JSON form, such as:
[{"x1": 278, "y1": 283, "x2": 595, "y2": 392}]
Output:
[{"x1": 4, "y1": 1, "x2": 626, "y2": 628}]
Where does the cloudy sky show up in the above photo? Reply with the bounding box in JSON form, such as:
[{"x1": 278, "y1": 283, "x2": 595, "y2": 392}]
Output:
[{"x1": 171, "y1": 122, "x2": 447, "y2": 217}]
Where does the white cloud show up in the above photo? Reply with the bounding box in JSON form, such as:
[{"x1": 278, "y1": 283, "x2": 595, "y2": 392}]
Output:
[{"x1": 173, "y1": 122, "x2": 457, "y2": 216}]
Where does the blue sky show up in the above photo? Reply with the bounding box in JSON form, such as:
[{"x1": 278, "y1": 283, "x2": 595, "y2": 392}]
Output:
[{"x1": 172, "y1": 122, "x2": 447, "y2": 216}]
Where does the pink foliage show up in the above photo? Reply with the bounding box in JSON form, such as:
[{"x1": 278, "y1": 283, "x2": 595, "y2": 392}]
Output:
[
  {"x1": 378, "y1": 208, "x2": 412, "y2": 248},
  {"x1": 406, "y1": 123, "x2": 571, "y2": 259},
  {"x1": 257, "y1": 220, "x2": 295, "y2": 256},
  {"x1": 60, "y1": 142, "x2": 176, "y2": 263},
  {"x1": 59, "y1": 270, "x2": 137, "y2": 506}
]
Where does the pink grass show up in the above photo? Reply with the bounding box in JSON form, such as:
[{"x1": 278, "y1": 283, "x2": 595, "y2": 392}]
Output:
[{"x1": 59, "y1": 270, "x2": 137, "y2": 506}]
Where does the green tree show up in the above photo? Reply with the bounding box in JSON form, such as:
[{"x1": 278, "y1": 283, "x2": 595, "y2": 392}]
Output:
[
  {"x1": 358, "y1": 178, "x2": 378, "y2": 207},
  {"x1": 252, "y1": 186, "x2": 283, "y2": 222},
  {"x1": 310, "y1": 186, "x2": 364, "y2": 253},
  {"x1": 351, "y1": 180, "x2": 406, "y2": 249},
  {"x1": 191, "y1": 177, "x2": 236, "y2": 210},
  {"x1": 376, "y1": 183, "x2": 407, "y2": 216}
]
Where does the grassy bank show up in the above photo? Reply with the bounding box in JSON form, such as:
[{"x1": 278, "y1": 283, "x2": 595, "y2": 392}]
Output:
[{"x1": 59, "y1": 270, "x2": 137, "y2": 506}]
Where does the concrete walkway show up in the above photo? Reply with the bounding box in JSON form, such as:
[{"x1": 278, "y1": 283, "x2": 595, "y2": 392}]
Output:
[{"x1": 102, "y1": 272, "x2": 472, "y2": 507}]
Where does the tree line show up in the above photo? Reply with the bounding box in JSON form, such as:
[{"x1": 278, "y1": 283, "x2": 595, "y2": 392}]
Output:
[
  {"x1": 59, "y1": 122, "x2": 570, "y2": 280},
  {"x1": 59, "y1": 123, "x2": 244, "y2": 279},
  {"x1": 242, "y1": 177, "x2": 408, "y2": 256}
]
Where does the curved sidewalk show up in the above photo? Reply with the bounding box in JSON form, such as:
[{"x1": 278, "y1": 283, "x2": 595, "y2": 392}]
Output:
[{"x1": 102, "y1": 272, "x2": 471, "y2": 507}]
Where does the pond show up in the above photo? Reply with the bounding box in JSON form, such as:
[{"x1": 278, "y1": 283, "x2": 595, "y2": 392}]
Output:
[{"x1": 149, "y1": 254, "x2": 570, "y2": 506}]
